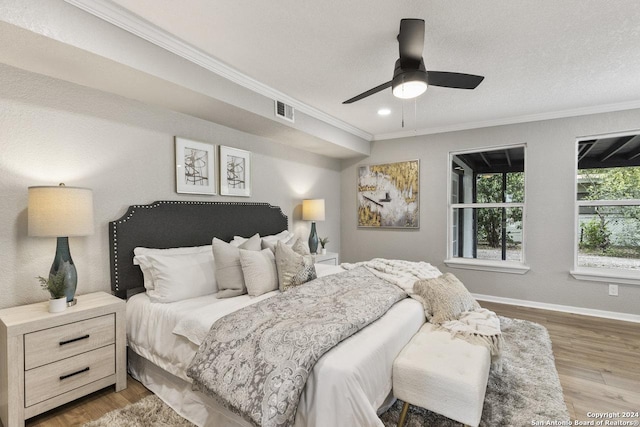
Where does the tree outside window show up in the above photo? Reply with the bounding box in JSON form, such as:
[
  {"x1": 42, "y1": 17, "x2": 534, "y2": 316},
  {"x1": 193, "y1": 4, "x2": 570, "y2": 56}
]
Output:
[
  {"x1": 576, "y1": 134, "x2": 640, "y2": 272},
  {"x1": 450, "y1": 145, "x2": 526, "y2": 263}
]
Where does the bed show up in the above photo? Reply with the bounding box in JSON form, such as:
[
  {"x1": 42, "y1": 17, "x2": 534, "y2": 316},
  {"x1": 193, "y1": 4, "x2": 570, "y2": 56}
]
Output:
[{"x1": 110, "y1": 201, "x2": 425, "y2": 427}]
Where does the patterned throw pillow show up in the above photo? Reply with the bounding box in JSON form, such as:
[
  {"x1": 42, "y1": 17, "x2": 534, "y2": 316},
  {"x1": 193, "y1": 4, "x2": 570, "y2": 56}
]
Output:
[
  {"x1": 413, "y1": 273, "x2": 480, "y2": 323},
  {"x1": 275, "y1": 240, "x2": 317, "y2": 291},
  {"x1": 291, "y1": 237, "x2": 311, "y2": 255}
]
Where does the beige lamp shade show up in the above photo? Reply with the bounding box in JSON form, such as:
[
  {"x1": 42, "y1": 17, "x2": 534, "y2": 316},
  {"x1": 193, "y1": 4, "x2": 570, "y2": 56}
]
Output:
[
  {"x1": 28, "y1": 184, "x2": 95, "y2": 237},
  {"x1": 302, "y1": 199, "x2": 325, "y2": 221}
]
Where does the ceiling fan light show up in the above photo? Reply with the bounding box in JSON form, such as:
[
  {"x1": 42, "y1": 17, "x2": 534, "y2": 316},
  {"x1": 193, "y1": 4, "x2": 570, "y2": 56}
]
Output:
[{"x1": 392, "y1": 80, "x2": 427, "y2": 99}]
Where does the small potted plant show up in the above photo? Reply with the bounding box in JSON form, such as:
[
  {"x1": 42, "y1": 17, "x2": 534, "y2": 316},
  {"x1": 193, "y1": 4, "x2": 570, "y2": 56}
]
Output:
[
  {"x1": 319, "y1": 237, "x2": 329, "y2": 255},
  {"x1": 37, "y1": 270, "x2": 67, "y2": 313}
]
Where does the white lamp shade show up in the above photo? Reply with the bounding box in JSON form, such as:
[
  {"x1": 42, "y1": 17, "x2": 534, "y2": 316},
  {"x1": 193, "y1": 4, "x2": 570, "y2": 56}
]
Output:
[
  {"x1": 302, "y1": 199, "x2": 325, "y2": 221},
  {"x1": 28, "y1": 185, "x2": 94, "y2": 237}
]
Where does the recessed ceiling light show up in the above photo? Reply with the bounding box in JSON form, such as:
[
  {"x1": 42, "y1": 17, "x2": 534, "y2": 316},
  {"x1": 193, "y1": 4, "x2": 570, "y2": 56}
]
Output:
[{"x1": 378, "y1": 108, "x2": 391, "y2": 116}]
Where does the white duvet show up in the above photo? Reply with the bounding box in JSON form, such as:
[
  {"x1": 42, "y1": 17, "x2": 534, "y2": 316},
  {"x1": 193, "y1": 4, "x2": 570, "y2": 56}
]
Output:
[{"x1": 127, "y1": 264, "x2": 426, "y2": 427}]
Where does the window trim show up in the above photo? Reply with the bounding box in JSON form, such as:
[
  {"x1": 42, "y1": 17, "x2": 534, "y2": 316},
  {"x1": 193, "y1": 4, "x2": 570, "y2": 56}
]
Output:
[
  {"x1": 570, "y1": 267, "x2": 640, "y2": 286},
  {"x1": 445, "y1": 258, "x2": 530, "y2": 274},
  {"x1": 573, "y1": 132, "x2": 640, "y2": 285},
  {"x1": 446, "y1": 143, "x2": 529, "y2": 273}
]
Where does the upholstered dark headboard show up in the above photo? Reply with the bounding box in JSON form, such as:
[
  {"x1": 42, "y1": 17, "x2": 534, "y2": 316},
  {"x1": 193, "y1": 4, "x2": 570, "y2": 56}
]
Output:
[{"x1": 109, "y1": 201, "x2": 288, "y2": 299}]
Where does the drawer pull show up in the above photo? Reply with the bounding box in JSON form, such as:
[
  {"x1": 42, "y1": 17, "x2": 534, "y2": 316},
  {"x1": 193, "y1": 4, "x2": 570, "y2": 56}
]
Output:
[
  {"x1": 59, "y1": 334, "x2": 90, "y2": 346},
  {"x1": 59, "y1": 367, "x2": 90, "y2": 381}
]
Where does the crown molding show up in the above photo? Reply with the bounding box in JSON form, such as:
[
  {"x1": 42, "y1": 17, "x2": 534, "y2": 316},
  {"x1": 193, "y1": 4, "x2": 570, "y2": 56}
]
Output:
[
  {"x1": 64, "y1": 0, "x2": 372, "y2": 142},
  {"x1": 60, "y1": 0, "x2": 640, "y2": 144},
  {"x1": 374, "y1": 99, "x2": 640, "y2": 141}
]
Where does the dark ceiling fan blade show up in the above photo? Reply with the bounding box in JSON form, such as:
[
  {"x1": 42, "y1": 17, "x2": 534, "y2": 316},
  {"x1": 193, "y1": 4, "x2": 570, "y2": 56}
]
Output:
[
  {"x1": 342, "y1": 81, "x2": 392, "y2": 104},
  {"x1": 426, "y1": 71, "x2": 484, "y2": 89},
  {"x1": 397, "y1": 19, "x2": 425, "y2": 62}
]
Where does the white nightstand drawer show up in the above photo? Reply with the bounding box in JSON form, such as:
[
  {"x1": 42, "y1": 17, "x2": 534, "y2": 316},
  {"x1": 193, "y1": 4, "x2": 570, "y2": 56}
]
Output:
[
  {"x1": 24, "y1": 345, "x2": 115, "y2": 407},
  {"x1": 1, "y1": 292, "x2": 126, "y2": 427},
  {"x1": 313, "y1": 252, "x2": 339, "y2": 266},
  {"x1": 24, "y1": 314, "x2": 115, "y2": 370}
]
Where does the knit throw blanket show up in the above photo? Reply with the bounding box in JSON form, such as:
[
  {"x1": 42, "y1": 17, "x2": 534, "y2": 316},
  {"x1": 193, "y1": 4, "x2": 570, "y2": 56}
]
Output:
[
  {"x1": 186, "y1": 267, "x2": 406, "y2": 427},
  {"x1": 341, "y1": 258, "x2": 442, "y2": 298},
  {"x1": 437, "y1": 308, "x2": 504, "y2": 368},
  {"x1": 342, "y1": 259, "x2": 502, "y2": 363}
]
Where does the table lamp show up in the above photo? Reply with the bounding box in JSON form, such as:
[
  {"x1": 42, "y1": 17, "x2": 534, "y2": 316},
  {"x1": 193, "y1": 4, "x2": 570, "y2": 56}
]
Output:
[
  {"x1": 28, "y1": 183, "x2": 94, "y2": 306},
  {"x1": 302, "y1": 199, "x2": 325, "y2": 254}
]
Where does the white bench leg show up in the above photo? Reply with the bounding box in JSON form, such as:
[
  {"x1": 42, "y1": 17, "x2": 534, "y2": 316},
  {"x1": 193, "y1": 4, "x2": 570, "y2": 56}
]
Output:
[{"x1": 397, "y1": 401, "x2": 410, "y2": 427}]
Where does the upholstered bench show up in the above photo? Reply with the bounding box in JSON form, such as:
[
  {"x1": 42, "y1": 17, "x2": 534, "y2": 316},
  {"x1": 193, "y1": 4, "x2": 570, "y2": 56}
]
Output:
[{"x1": 392, "y1": 322, "x2": 491, "y2": 427}]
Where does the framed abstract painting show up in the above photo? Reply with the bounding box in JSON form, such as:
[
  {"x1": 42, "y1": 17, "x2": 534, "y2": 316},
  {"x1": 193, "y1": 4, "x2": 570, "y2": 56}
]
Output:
[
  {"x1": 357, "y1": 159, "x2": 419, "y2": 228},
  {"x1": 220, "y1": 145, "x2": 251, "y2": 197},
  {"x1": 175, "y1": 137, "x2": 216, "y2": 195}
]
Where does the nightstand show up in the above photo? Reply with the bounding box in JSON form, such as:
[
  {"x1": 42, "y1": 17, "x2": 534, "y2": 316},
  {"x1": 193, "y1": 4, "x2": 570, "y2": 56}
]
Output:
[
  {"x1": 0, "y1": 292, "x2": 126, "y2": 427},
  {"x1": 314, "y1": 251, "x2": 339, "y2": 265}
]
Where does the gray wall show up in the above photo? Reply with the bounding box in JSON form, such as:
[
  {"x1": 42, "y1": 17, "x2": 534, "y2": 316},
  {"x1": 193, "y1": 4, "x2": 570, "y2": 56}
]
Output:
[
  {"x1": 0, "y1": 64, "x2": 341, "y2": 309},
  {"x1": 341, "y1": 110, "x2": 640, "y2": 315}
]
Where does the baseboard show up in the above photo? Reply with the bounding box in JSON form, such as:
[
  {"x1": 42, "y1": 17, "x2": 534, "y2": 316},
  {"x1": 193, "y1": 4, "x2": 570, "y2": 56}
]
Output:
[{"x1": 473, "y1": 293, "x2": 640, "y2": 324}]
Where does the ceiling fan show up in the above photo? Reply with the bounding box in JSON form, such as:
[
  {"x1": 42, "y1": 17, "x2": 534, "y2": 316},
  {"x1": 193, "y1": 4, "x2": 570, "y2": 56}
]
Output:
[{"x1": 343, "y1": 19, "x2": 484, "y2": 104}]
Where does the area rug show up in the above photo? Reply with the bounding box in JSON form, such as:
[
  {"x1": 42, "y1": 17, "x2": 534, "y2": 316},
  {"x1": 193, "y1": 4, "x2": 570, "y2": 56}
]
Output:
[
  {"x1": 84, "y1": 316, "x2": 569, "y2": 427},
  {"x1": 379, "y1": 316, "x2": 570, "y2": 426}
]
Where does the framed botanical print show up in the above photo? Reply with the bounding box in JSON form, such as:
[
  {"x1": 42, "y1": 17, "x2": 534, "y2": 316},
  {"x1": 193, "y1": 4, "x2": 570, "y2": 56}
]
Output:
[
  {"x1": 220, "y1": 145, "x2": 251, "y2": 197},
  {"x1": 357, "y1": 159, "x2": 419, "y2": 228},
  {"x1": 175, "y1": 137, "x2": 216, "y2": 195}
]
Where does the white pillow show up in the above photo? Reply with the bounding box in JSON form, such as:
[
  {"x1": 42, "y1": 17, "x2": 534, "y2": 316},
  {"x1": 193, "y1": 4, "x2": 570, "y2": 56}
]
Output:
[
  {"x1": 261, "y1": 233, "x2": 296, "y2": 252},
  {"x1": 144, "y1": 251, "x2": 217, "y2": 303},
  {"x1": 230, "y1": 233, "x2": 261, "y2": 248},
  {"x1": 212, "y1": 234, "x2": 262, "y2": 298},
  {"x1": 134, "y1": 245, "x2": 212, "y2": 290},
  {"x1": 239, "y1": 249, "x2": 278, "y2": 296},
  {"x1": 232, "y1": 231, "x2": 293, "y2": 248},
  {"x1": 260, "y1": 230, "x2": 294, "y2": 244}
]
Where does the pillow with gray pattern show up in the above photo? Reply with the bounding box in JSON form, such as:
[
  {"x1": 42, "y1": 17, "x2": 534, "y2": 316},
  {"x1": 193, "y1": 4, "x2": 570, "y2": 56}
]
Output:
[{"x1": 275, "y1": 240, "x2": 316, "y2": 291}]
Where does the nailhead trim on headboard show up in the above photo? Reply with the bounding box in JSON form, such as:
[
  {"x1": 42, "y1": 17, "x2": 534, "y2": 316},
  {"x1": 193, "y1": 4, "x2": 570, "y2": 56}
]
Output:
[{"x1": 109, "y1": 201, "x2": 288, "y2": 299}]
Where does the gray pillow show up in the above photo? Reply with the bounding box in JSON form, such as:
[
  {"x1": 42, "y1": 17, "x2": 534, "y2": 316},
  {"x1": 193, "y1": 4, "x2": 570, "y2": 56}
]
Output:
[
  {"x1": 275, "y1": 240, "x2": 317, "y2": 291},
  {"x1": 413, "y1": 273, "x2": 480, "y2": 323},
  {"x1": 239, "y1": 248, "x2": 278, "y2": 296},
  {"x1": 212, "y1": 234, "x2": 261, "y2": 298}
]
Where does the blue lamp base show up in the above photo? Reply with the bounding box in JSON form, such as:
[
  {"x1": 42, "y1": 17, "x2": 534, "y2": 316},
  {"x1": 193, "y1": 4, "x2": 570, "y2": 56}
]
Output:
[
  {"x1": 308, "y1": 222, "x2": 319, "y2": 254},
  {"x1": 50, "y1": 237, "x2": 78, "y2": 306}
]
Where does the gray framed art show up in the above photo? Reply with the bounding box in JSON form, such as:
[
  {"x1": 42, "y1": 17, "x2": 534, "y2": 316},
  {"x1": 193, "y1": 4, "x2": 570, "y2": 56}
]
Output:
[
  {"x1": 175, "y1": 137, "x2": 216, "y2": 195},
  {"x1": 220, "y1": 145, "x2": 251, "y2": 197},
  {"x1": 357, "y1": 159, "x2": 419, "y2": 228}
]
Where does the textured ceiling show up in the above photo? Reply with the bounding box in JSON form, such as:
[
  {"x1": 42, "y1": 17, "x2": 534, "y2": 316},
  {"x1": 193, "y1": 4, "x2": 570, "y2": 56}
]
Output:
[{"x1": 107, "y1": 0, "x2": 640, "y2": 139}]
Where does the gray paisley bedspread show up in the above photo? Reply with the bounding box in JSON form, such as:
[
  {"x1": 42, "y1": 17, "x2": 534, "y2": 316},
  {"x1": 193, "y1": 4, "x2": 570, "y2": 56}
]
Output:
[{"x1": 186, "y1": 266, "x2": 406, "y2": 427}]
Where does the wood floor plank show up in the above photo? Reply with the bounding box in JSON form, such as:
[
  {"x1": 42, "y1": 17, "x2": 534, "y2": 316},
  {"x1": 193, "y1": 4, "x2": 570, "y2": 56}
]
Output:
[
  {"x1": 602, "y1": 370, "x2": 640, "y2": 393},
  {"x1": 554, "y1": 360, "x2": 605, "y2": 384},
  {"x1": 25, "y1": 378, "x2": 152, "y2": 427},
  {"x1": 20, "y1": 302, "x2": 640, "y2": 426}
]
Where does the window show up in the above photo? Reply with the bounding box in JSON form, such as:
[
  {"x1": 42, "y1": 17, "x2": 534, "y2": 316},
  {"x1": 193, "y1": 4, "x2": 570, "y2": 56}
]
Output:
[
  {"x1": 573, "y1": 132, "x2": 640, "y2": 283},
  {"x1": 446, "y1": 145, "x2": 528, "y2": 274}
]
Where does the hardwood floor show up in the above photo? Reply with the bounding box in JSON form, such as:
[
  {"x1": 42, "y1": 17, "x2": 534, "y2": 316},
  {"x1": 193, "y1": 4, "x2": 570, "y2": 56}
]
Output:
[
  {"x1": 481, "y1": 301, "x2": 640, "y2": 421},
  {"x1": 18, "y1": 302, "x2": 640, "y2": 426},
  {"x1": 24, "y1": 376, "x2": 151, "y2": 427}
]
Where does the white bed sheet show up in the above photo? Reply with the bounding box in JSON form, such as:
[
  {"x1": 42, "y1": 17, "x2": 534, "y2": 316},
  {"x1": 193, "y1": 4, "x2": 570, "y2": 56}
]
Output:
[{"x1": 126, "y1": 268, "x2": 425, "y2": 427}]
